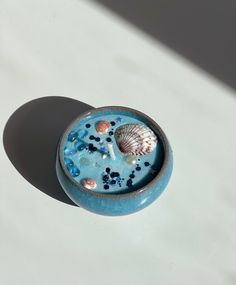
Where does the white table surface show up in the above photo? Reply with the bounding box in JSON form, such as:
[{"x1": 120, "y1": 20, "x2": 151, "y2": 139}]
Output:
[{"x1": 1, "y1": 1, "x2": 236, "y2": 284}]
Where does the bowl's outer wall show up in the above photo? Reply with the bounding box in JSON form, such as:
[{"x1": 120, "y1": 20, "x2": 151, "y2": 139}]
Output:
[{"x1": 56, "y1": 144, "x2": 173, "y2": 216}]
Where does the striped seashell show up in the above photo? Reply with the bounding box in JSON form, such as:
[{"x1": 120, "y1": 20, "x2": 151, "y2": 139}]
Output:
[
  {"x1": 95, "y1": 121, "x2": 111, "y2": 134},
  {"x1": 115, "y1": 124, "x2": 157, "y2": 156}
]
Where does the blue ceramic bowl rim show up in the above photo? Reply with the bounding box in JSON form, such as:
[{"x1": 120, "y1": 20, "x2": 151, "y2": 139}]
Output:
[{"x1": 58, "y1": 106, "x2": 172, "y2": 199}]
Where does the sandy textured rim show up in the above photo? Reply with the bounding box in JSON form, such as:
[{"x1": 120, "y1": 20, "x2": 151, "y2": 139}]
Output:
[{"x1": 58, "y1": 106, "x2": 171, "y2": 199}]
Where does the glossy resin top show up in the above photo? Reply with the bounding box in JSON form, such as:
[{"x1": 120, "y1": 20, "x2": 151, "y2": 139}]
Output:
[{"x1": 60, "y1": 107, "x2": 164, "y2": 194}]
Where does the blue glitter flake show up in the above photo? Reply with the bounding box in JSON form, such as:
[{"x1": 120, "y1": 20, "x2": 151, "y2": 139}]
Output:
[
  {"x1": 68, "y1": 131, "x2": 78, "y2": 142},
  {"x1": 116, "y1": 117, "x2": 122, "y2": 123},
  {"x1": 64, "y1": 147, "x2": 77, "y2": 156},
  {"x1": 64, "y1": 158, "x2": 74, "y2": 169},
  {"x1": 78, "y1": 129, "x2": 88, "y2": 138},
  {"x1": 74, "y1": 141, "x2": 86, "y2": 151},
  {"x1": 69, "y1": 165, "x2": 80, "y2": 177},
  {"x1": 99, "y1": 146, "x2": 108, "y2": 154}
]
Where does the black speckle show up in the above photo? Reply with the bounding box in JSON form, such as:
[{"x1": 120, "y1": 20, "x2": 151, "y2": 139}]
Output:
[
  {"x1": 136, "y1": 166, "x2": 141, "y2": 171},
  {"x1": 88, "y1": 143, "x2": 97, "y2": 152},
  {"x1": 110, "y1": 121, "x2": 115, "y2": 126},
  {"x1": 132, "y1": 170, "x2": 135, "y2": 174},
  {"x1": 95, "y1": 137, "x2": 100, "y2": 142},
  {"x1": 129, "y1": 174, "x2": 135, "y2": 179},
  {"x1": 104, "y1": 185, "x2": 109, "y2": 190},
  {"x1": 144, "y1": 161, "x2": 150, "y2": 167},
  {"x1": 109, "y1": 131, "x2": 114, "y2": 136},
  {"x1": 106, "y1": 168, "x2": 110, "y2": 173},
  {"x1": 89, "y1": 135, "x2": 95, "y2": 140},
  {"x1": 103, "y1": 175, "x2": 109, "y2": 182},
  {"x1": 85, "y1": 124, "x2": 91, "y2": 128},
  {"x1": 126, "y1": 179, "x2": 133, "y2": 187},
  {"x1": 110, "y1": 180, "x2": 116, "y2": 185},
  {"x1": 106, "y1": 137, "x2": 112, "y2": 142},
  {"x1": 111, "y1": 172, "x2": 120, "y2": 178}
]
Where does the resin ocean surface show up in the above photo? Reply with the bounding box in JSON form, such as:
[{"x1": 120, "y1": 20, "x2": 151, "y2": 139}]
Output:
[{"x1": 62, "y1": 111, "x2": 164, "y2": 194}]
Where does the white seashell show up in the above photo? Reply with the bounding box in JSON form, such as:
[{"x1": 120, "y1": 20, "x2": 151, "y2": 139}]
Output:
[
  {"x1": 107, "y1": 143, "x2": 116, "y2": 160},
  {"x1": 115, "y1": 124, "x2": 157, "y2": 156},
  {"x1": 82, "y1": 178, "x2": 97, "y2": 190}
]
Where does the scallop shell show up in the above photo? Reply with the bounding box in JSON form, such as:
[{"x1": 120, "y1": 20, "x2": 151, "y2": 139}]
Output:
[{"x1": 115, "y1": 124, "x2": 157, "y2": 156}]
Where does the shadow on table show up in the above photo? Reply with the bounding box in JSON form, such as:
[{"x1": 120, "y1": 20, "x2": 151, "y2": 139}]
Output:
[
  {"x1": 94, "y1": 0, "x2": 236, "y2": 91},
  {"x1": 3, "y1": 96, "x2": 94, "y2": 206}
]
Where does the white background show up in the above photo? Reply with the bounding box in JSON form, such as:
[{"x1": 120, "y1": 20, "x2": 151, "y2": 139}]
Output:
[{"x1": 0, "y1": 1, "x2": 236, "y2": 284}]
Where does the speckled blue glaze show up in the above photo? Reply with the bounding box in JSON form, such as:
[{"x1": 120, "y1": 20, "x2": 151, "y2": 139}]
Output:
[{"x1": 56, "y1": 106, "x2": 173, "y2": 216}]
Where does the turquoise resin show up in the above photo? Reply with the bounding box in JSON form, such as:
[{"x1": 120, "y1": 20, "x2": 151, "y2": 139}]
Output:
[
  {"x1": 62, "y1": 114, "x2": 163, "y2": 194},
  {"x1": 56, "y1": 107, "x2": 173, "y2": 216}
]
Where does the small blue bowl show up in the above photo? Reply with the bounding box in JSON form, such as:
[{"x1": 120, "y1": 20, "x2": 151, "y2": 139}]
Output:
[{"x1": 56, "y1": 106, "x2": 173, "y2": 216}]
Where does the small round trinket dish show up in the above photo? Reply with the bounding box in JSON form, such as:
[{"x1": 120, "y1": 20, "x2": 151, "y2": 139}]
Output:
[{"x1": 56, "y1": 106, "x2": 173, "y2": 216}]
